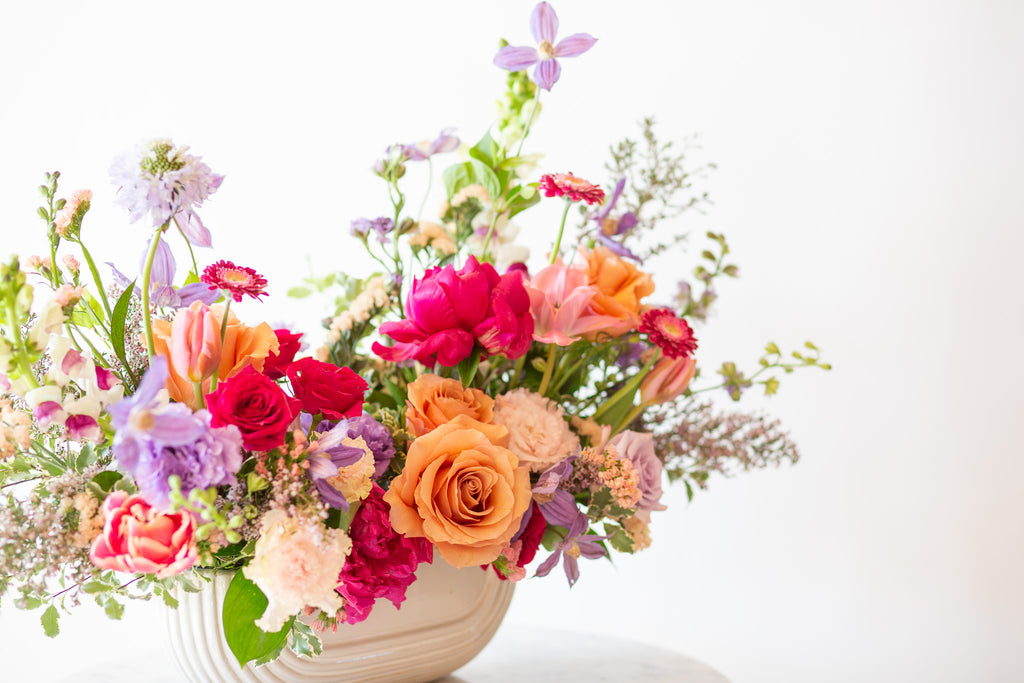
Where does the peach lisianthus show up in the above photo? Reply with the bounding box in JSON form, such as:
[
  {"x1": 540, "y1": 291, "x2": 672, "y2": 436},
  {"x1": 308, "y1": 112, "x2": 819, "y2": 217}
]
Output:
[
  {"x1": 405, "y1": 373, "x2": 495, "y2": 437},
  {"x1": 493, "y1": 388, "x2": 580, "y2": 472},
  {"x1": 242, "y1": 509, "x2": 352, "y2": 633},
  {"x1": 153, "y1": 305, "x2": 278, "y2": 408},
  {"x1": 384, "y1": 415, "x2": 531, "y2": 567},
  {"x1": 576, "y1": 245, "x2": 655, "y2": 338}
]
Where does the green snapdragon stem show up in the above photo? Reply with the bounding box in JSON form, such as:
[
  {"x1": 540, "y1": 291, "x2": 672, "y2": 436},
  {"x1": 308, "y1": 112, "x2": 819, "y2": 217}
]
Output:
[
  {"x1": 6, "y1": 298, "x2": 39, "y2": 390},
  {"x1": 140, "y1": 225, "x2": 167, "y2": 358},
  {"x1": 550, "y1": 200, "x2": 572, "y2": 265},
  {"x1": 537, "y1": 344, "x2": 558, "y2": 397},
  {"x1": 507, "y1": 353, "x2": 526, "y2": 391},
  {"x1": 515, "y1": 87, "x2": 543, "y2": 159},
  {"x1": 591, "y1": 352, "x2": 659, "y2": 422},
  {"x1": 78, "y1": 242, "x2": 113, "y2": 320},
  {"x1": 481, "y1": 210, "x2": 501, "y2": 261}
]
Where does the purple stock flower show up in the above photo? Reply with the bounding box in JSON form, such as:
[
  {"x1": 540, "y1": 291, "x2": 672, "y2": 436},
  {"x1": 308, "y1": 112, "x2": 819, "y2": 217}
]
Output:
[
  {"x1": 592, "y1": 178, "x2": 640, "y2": 261},
  {"x1": 109, "y1": 138, "x2": 223, "y2": 247},
  {"x1": 534, "y1": 514, "x2": 607, "y2": 586},
  {"x1": 493, "y1": 2, "x2": 597, "y2": 91},
  {"x1": 401, "y1": 128, "x2": 460, "y2": 161},
  {"x1": 346, "y1": 413, "x2": 396, "y2": 478}
]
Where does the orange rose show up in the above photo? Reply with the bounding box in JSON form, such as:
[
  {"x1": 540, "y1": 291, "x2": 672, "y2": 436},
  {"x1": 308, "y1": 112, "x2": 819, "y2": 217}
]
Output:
[
  {"x1": 405, "y1": 373, "x2": 495, "y2": 437},
  {"x1": 577, "y1": 246, "x2": 655, "y2": 338},
  {"x1": 384, "y1": 414, "x2": 531, "y2": 567},
  {"x1": 153, "y1": 305, "x2": 279, "y2": 408}
]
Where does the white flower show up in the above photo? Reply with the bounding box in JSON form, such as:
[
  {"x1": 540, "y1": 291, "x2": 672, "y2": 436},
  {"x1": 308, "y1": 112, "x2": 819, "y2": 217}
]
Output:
[{"x1": 242, "y1": 510, "x2": 352, "y2": 632}]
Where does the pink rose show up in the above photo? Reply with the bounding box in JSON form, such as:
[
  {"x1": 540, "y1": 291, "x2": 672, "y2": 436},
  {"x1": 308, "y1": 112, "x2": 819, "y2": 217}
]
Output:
[
  {"x1": 89, "y1": 491, "x2": 197, "y2": 578},
  {"x1": 206, "y1": 365, "x2": 301, "y2": 451},
  {"x1": 372, "y1": 256, "x2": 533, "y2": 367}
]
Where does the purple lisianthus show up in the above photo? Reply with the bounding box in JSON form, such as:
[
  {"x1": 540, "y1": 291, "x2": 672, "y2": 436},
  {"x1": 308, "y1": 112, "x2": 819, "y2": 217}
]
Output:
[
  {"x1": 345, "y1": 413, "x2": 396, "y2": 478},
  {"x1": 350, "y1": 217, "x2": 396, "y2": 244},
  {"x1": 493, "y1": 2, "x2": 597, "y2": 91},
  {"x1": 401, "y1": 128, "x2": 460, "y2": 161},
  {"x1": 118, "y1": 412, "x2": 244, "y2": 508},
  {"x1": 109, "y1": 138, "x2": 223, "y2": 247},
  {"x1": 592, "y1": 178, "x2": 640, "y2": 261}
]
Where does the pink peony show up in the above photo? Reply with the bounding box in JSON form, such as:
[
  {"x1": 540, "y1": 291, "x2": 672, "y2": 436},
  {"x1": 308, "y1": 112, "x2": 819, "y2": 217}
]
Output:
[
  {"x1": 525, "y1": 262, "x2": 631, "y2": 345},
  {"x1": 336, "y1": 484, "x2": 433, "y2": 624},
  {"x1": 372, "y1": 256, "x2": 533, "y2": 367},
  {"x1": 608, "y1": 430, "x2": 668, "y2": 523},
  {"x1": 89, "y1": 491, "x2": 197, "y2": 578}
]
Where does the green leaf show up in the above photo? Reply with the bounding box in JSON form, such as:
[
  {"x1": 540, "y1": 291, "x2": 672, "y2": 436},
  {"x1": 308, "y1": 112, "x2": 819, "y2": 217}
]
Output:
[
  {"x1": 287, "y1": 286, "x2": 312, "y2": 299},
  {"x1": 442, "y1": 159, "x2": 501, "y2": 201},
  {"x1": 110, "y1": 280, "x2": 136, "y2": 373},
  {"x1": 468, "y1": 131, "x2": 499, "y2": 167},
  {"x1": 604, "y1": 524, "x2": 635, "y2": 553},
  {"x1": 41, "y1": 605, "x2": 60, "y2": 637},
  {"x1": 457, "y1": 349, "x2": 480, "y2": 387},
  {"x1": 161, "y1": 590, "x2": 179, "y2": 609},
  {"x1": 223, "y1": 571, "x2": 293, "y2": 669},
  {"x1": 74, "y1": 443, "x2": 96, "y2": 471},
  {"x1": 288, "y1": 620, "x2": 323, "y2": 658},
  {"x1": 90, "y1": 470, "x2": 123, "y2": 493}
]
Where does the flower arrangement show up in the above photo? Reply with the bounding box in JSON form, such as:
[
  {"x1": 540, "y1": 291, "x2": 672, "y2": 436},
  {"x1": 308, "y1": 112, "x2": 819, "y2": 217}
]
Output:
[{"x1": 0, "y1": 2, "x2": 829, "y2": 669}]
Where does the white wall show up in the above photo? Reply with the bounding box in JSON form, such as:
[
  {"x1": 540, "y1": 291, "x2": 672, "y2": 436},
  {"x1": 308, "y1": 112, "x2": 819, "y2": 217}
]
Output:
[{"x1": 1, "y1": 1, "x2": 1022, "y2": 681}]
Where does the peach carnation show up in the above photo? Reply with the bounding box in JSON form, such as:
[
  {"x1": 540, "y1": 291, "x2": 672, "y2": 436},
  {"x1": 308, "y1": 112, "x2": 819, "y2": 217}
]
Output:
[{"x1": 492, "y1": 388, "x2": 579, "y2": 472}]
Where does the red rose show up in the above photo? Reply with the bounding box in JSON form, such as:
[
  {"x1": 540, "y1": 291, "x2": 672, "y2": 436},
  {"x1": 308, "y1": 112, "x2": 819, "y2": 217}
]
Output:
[
  {"x1": 286, "y1": 358, "x2": 368, "y2": 420},
  {"x1": 516, "y1": 501, "x2": 546, "y2": 567},
  {"x1": 262, "y1": 328, "x2": 303, "y2": 380},
  {"x1": 206, "y1": 365, "x2": 301, "y2": 451}
]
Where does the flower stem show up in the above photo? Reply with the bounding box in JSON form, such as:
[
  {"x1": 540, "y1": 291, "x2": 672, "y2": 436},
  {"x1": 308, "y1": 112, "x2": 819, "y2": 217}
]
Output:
[
  {"x1": 591, "y1": 353, "x2": 658, "y2": 422},
  {"x1": 481, "y1": 210, "x2": 501, "y2": 261},
  {"x1": 515, "y1": 87, "x2": 543, "y2": 159},
  {"x1": 538, "y1": 344, "x2": 558, "y2": 397},
  {"x1": 416, "y1": 158, "x2": 433, "y2": 222},
  {"x1": 550, "y1": 200, "x2": 572, "y2": 265},
  {"x1": 78, "y1": 241, "x2": 113, "y2": 321},
  {"x1": 140, "y1": 225, "x2": 168, "y2": 358},
  {"x1": 507, "y1": 353, "x2": 527, "y2": 391}
]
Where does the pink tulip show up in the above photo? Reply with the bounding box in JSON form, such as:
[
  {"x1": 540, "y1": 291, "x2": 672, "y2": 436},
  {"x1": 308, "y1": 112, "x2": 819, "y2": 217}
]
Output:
[
  {"x1": 169, "y1": 301, "x2": 222, "y2": 383},
  {"x1": 525, "y1": 262, "x2": 630, "y2": 346},
  {"x1": 640, "y1": 355, "x2": 697, "y2": 405},
  {"x1": 89, "y1": 491, "x2": 197, "y2": 578}
]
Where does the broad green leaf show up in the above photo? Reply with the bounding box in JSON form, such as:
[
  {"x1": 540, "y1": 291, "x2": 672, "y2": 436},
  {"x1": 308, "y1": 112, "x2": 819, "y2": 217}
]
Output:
[
  {"x1": 287, "y1": 286, "x2": 312, "y2": 299},
  {"x1": 41, "y1": 605, "x2": 60, "y2": 637},
  {"x1": 468, "y1": 131, "x2": 499, "y2": 167},
  {"x1": 223, "y1": 571, "x2": 293, "y2": 669},
  {"x1": 110, "y1": 281, "x2": 136, "y2": 374},
  {"x1": 442, "y1": 159, "x2": 501, "y2": 202}
]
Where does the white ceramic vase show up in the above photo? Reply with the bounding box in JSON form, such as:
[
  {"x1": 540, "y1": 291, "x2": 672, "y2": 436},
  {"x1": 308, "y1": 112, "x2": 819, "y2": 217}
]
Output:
[{"x1": 165, "y1": 558, "x2": 514, "y2": 683}]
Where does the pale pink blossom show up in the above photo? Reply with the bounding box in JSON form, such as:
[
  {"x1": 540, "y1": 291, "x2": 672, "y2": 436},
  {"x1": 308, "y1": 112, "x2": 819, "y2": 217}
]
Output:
[
  {"x1": 525, "y1": 262, "x2": 627, "y2": 346},
  {"x1": 493, "y1": 388, "x2": 579, "y2": 472}
]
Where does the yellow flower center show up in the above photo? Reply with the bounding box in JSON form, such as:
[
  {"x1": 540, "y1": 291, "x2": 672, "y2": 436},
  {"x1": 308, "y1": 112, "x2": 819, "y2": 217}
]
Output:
[{"x1": 537, "y1": 40, "x2": 556, "y2": 60}]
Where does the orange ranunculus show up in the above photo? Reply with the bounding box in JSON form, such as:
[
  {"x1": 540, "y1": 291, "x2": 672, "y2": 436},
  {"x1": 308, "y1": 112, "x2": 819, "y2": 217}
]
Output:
[
  {"x1": 404, "y1": 373, "x2": 495, "y2": 437},
  {"x1": 576, "y1": 245, "x2": 655, "y2": 338},
  {"x1": 153, "y1": 305, "x2": 279, "y2": 408},
  {"x1": 384, "y1": 414, "x2": 531, "y2": 568},
  {"x1": 640, "y1": 355, "x2": 697, "y2": 405}
]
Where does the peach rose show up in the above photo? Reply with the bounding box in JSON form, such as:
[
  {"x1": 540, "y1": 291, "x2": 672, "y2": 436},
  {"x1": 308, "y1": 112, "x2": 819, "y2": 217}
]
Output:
[
  {"x1": 384, "y1": 414, "x2": 531, "y2": 567},
  {"x1": 404, "y1": 373, "x2": 495, "y2": 437},
  {"x1": 576, "y1": 246, "x2": 655, "y2": 338},
  {"x1": 153, "y1": 305, "x2": 279, "y2": 408}
]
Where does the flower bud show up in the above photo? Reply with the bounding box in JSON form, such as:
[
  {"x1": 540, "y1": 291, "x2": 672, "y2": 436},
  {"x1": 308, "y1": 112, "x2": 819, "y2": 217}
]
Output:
[
  {"x1": 169, "y1": 301, "x2": 222, "y2": 383},
  {"x1": 640, "y1": 355, "x2": 696, "y2": 405}
]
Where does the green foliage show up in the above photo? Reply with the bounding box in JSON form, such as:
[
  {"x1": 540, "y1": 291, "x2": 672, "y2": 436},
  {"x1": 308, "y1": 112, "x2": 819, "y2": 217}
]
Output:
[
  {"x1": 442, "y1": 159, "x2": 501, "y2": 201},
  {"x1": 223, "y1": 571, "x2": 294, "y2": 669},
  {"x1": 41, "y1": 605, "x2": 60, "y2": 637},
  {"x1": 288, "y1": 620, "x2": 323, "y2": 659}
]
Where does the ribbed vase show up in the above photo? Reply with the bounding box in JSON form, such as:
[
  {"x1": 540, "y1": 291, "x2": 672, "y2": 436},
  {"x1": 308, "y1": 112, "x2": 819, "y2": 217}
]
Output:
[{"x1": 165, "y1": 558, "x2": 514, "y2": 682}]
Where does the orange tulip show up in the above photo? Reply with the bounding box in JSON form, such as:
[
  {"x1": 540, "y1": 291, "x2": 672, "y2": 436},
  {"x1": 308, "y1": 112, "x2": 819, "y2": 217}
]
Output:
[{"x1": 169, "y1": 302, "x2": 221, "y2": 383}]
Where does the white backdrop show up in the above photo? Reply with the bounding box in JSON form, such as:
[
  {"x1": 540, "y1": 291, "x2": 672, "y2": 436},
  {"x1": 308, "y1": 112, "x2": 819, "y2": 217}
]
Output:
[{"x1": 1, "y1": 1, "x2": 1022, "y2": 681}]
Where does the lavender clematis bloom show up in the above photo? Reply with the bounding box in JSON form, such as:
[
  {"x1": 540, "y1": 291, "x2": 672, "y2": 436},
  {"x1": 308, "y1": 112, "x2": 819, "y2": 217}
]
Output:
[
  {"x1": 534, "y1": 514, "x2": 607, "y2": 586},
  {"x1": 305, "y1": 419, "x2": 371, "y2": 510},
  {"x1": 402, "y1": 129, "x2": 460, "y2": 161},
  {"x1": 493, "y1": 2, "x2": 597, "y2": 91},
  {"x1": 592, "y1": 178, "x2": 641, "y2": 261},
  {"x1": 107, "y1": 237, "x2": 219, "y2": 309},
  {"x1": 107, "y1": 357, "x2": 206, "y2": 447}
]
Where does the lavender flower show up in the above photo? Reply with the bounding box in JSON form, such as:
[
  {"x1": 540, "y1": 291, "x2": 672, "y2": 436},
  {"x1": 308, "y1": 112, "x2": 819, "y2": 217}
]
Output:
[
  {"x1": 401, "y1": 128, "x2": 460, "y2": 161},
  {"x1": 534, "y1": 514, "x2": 607, "y2": 586},
  {"x1": 107, "y1": 238, "x2": 219, "y2": 309},
  {"x1": 493, "y1": 2, "x2": 597, "y2": 91},
  {"x1": 350, "y1": 217, "x2": 396, "y2": 245},
  {"x1": 107, "y1": 357, "x2": 205, "y2": 447},
  {"x1": 592, "y1": 178, "x2": 640, "y2": 260},
  {"x1": 345, "y1": 413, "x2": 396, "y2": 478},
  {"x1": 109, "y1": 138, "x2": 224, "y2": 247},
  {"x1": 306, "y1": 420, "x2": 370, "y2": 510},
  {"x1": 119, "y1": 412, "x2": 244, "y2": 507}
]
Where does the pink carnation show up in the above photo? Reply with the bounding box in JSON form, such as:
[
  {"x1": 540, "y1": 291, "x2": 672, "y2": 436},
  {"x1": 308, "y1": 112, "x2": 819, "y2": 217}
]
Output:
[{"x1": 336, "y1": 484, "x2": 433, "y2": 624}]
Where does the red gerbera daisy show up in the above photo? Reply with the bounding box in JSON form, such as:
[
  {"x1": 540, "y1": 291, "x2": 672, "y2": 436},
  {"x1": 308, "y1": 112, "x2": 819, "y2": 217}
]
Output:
[
  {"x1": 639, "y1": 308, "x2": 697, "y2": 359},
  {"x1": 538, "y1": 172, "x2": 605, "y2": 205},
  {"x1": 201, "y1": 260, "x2": 268, "y2": 302}
]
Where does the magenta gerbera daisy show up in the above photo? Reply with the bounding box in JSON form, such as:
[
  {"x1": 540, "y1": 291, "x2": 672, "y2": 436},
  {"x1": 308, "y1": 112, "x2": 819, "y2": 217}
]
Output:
[
  {"x1": 201, "y1": 260, "x2": 268, "y2": 302},
  {"x1": 539, "y1": 172, "x2": 605, "y2": 205},
  {"x1": 639, "y1": 308, "x2": 697, "y2": 359}
]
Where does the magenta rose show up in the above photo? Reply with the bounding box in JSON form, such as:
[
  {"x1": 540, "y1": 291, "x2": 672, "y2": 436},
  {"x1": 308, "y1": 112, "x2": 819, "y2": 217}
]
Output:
[
  {"x1": 89, "y1": 491, "x2": 197, "y2": 578},
  {"x1": 206, "y1": 365, "x2": 301, "y2": 451},
  {"x1": 372, "y1": 256, "x2": 533, "y2": 367},
  {"x1": 262, "y1": 328, "x2": 303, "y2": 380},
  {"x1": 336, "y1": 484, "x2": 433, "y2": 624},
  {"x1": 286, "y1": 357, "x2": 368, "y2": 420}
]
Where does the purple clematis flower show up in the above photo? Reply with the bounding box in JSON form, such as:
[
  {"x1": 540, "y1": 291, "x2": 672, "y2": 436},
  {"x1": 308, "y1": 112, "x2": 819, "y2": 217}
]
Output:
[
  {"x1": 493, "y1": 2, "x2": 597, "y2": 91},
  {"x1": 401, "y1": 128, "x2": 460, "y2": 161},
  {"x1": 534, "y1": 513, "x2": 608, "y2": 586},
  {"x1": 592, "y1": 178, "x2": 640, "y2": 261},
  {"x1": 305, "y1": 419, "x2": 372, "y2": 510},
  {"x1": 107, "y1": 238, "x2": 219, "y2": 309}
]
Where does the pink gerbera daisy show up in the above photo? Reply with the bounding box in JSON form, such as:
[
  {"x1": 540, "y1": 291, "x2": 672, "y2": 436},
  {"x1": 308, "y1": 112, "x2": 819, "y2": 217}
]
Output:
[
  {"x1": 201, "y1": 260, "x2": 268, "y2": 302},
  {"x1": 539, "y1": 172, "x2": 605, "y2": 205},
  {"x1": 639, "y1": 308, "x2": 697, "y2": 359}
]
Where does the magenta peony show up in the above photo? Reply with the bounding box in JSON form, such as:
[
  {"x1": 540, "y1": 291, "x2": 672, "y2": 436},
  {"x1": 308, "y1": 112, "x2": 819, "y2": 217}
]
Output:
[
  {"x1": 336, "y1": 484, "x2": 433, "y2": 624},
  {"x1": 372, "y1": 256, "x2": 533, "y2": 367}
]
